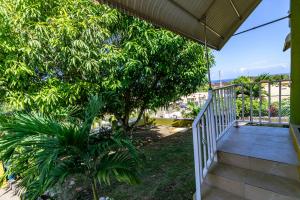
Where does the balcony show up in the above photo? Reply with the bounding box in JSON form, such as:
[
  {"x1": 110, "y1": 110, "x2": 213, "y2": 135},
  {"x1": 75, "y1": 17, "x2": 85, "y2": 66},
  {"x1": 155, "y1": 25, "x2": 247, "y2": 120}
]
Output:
[{"x1": 192, "y1": 80, "x2": 300, "y2": 200}]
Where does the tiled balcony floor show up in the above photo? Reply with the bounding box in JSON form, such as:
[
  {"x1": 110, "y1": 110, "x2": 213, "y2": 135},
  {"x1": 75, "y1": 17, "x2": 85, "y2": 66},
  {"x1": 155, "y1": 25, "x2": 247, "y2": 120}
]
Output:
[{"x1": 217, "y1": 125, "x2": 299, "y2": 165}]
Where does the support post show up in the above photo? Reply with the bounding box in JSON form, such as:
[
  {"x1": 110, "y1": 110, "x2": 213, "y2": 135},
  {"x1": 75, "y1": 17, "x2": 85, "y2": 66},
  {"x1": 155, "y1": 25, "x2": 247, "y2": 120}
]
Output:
[{"x1": 290, "y1": 0, "x2": 300, "y2": 125}]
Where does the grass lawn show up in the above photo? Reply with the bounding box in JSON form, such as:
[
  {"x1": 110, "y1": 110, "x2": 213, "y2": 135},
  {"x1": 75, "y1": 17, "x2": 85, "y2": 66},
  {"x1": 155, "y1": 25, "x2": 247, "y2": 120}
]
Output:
[{"x1": 102, "y1": 129, "x2": 195, "y2": 200}]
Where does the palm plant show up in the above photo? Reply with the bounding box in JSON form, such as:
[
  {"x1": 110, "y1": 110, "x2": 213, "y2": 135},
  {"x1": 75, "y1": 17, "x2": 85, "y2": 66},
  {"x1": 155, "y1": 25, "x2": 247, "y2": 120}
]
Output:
[
  {"x1": 0, "y1": 96, "x2": 142, "y2": 200},
  {"x1": 182, "y1": 102, "x2": 202, "y2": 119}
]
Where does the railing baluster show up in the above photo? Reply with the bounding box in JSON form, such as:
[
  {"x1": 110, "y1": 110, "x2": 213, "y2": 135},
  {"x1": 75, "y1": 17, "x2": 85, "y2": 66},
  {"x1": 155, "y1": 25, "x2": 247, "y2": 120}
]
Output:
[
  {"x1": 210, "y1": 104, "x2": 217, "y2": 158},
  {"x1": 232, "y1": 87, "x2": 236, "y2": 122},
  {"x1": 227, "y1": 89, "x2": 230, "y2": 124},
  {"x1": 198, "y1": 123, "x2": 203, "y2": 181},
  {"x1": 242, "y1": 85, "x2": 245, "y2": 121},
  {"x1": 192, "y1": 122, "x2": 202, "y2": 200},
  {"x1": 233, "y1": 86, "x2": 237, "y2": 124},
  {"x1": 218, "y1": 89, "x2": 223, "y2": 135},
  {"x1": 209, "y1": 105, "x2": 214, "y2": 157},
  {"x1": 250, "y1": 85, "x2": 253, "y2": 123},
  {"x1": 206, "y1": 110, "x2": 212, "y2": 161},
  {"x1": 217, "y1": 89, "x2": 222, "y2": 136},
  {"x1": 226, "y1": 89, "x2": 230, "y2": 124},
  {"x1": 229, "y1": 87, "x2": 233, "y2": 122},
  {"x1": 279, "y1": 81, "x2": 282, "y2": 124},
  {"x1": 220, "y1": 89, "x2": 224, "y2": 133},
  {"x1": 223, "y1": 89, "x2": 226, "y2": 130},
  {"x1": 202, "y1": 116, "x2": 207, "y2": 171},
  {"x1": 259, "y1": 83, "x2": 262, "y2": 124},
  {"x1": 212, "y1": 92, "x2": 219, "y2": 140},
  {"x1": 224, "y1": 89, "x2": 228, "y2": 126},
  {"x1": 268, "y1": 82, "x2": 271, "y2": 123}
]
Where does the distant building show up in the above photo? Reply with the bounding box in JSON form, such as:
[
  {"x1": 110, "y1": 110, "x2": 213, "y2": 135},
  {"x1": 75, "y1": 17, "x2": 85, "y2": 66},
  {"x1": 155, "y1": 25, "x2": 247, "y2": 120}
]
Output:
[{"x1": 181, "y1": 92, "x2": 208, "y2": 107}]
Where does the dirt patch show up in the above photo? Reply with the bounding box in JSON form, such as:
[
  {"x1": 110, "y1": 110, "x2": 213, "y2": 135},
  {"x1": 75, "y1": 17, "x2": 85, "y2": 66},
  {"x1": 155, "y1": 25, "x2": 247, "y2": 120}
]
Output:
[{"x1": 132, "y1": 126, "x2": 190, "y2": 147}]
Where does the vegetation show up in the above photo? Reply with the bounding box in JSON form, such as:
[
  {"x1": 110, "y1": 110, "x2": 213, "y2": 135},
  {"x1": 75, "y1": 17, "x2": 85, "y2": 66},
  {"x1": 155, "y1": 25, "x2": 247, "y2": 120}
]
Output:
[
  {"x1": 235, "y1": 97, "x2": 268, "y2": 118},
  {"x1": 182, "y1": 102, "x2": 202, "y2": 119},
  {"x1": 0, "y1": 0, "x2": 213, "y2": 198},
  {"x1": 232, "y1": 74, "x2": 290, "y2": 118},
  {"x1": 232, "y1": 73, "x2": 271, "y2": 98},
  {"x1": 0, "y1": 96, "x2": 143, "y2": 200},
  {"x1": 102, "y1": 130, "x2": 195, "y2": 200},
  {"x1": 0, "y1": 0, "x2": 213, "y2": 133}
]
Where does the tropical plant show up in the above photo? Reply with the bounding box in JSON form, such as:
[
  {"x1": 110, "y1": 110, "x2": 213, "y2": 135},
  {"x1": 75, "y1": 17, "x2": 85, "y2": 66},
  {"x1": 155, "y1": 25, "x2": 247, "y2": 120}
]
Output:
[
  {"x1": 0, "y1": 96, "x2": 142, "y2": 200},
  {"x1": 182, "y1": 102, "x2": 202, "y2": 119},
  {"x1": 0, "y1": 0, "x2": 212, "y2": 133}
]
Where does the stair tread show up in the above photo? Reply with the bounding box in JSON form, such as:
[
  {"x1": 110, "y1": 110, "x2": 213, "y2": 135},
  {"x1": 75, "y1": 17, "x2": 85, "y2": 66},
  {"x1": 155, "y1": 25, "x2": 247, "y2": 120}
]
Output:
[
  {"x1": 209, "y1": 162, "x2": 300, "y2": 198},
  {"x1": 202, "y1": 184, "x2": 246, "y2": 200},
  {"x1": 218, "y1": 151, "x2": 300, "y2": 181}
]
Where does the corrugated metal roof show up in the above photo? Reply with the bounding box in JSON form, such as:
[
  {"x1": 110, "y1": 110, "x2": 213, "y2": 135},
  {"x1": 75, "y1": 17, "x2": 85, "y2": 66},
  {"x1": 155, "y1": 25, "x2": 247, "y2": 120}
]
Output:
[{"x1": 99, "y1": 0, "x2": 261, "y2": 50}]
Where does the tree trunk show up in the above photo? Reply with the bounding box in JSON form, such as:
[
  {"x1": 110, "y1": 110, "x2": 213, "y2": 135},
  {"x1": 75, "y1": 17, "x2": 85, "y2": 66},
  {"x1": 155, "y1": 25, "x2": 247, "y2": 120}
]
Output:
[
  {"x1": 130, "y1": 107, "x2": 145, "y2": 129},
  {"x1": 121, "y1": 113, "x2": 131, "y2": 132}
]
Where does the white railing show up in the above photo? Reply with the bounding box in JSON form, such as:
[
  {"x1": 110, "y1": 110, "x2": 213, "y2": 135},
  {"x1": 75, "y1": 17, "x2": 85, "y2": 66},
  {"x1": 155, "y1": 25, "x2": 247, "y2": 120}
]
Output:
[
  {"x1": 236, "y1": 80, "x2": 290, "y2": 125},
  {"x1": 193, "y1": 80, "x2": 290, "y2": 200},
  {"x1": 193, "y1": 86, "x2": 236, "y2": 200}
]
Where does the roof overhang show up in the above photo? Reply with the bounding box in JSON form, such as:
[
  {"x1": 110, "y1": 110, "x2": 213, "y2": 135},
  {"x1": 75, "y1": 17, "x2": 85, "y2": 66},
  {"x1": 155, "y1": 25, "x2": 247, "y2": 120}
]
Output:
[{"x1": 98, "y1": 0, "x2": 261, "y2": 50}]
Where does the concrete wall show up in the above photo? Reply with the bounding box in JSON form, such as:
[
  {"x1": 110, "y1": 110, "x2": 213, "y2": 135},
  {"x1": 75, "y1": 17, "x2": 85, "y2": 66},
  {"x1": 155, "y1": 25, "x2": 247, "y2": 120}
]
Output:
[{"x1": 290, "y1": 0, "x2": 300, "y2": 125}]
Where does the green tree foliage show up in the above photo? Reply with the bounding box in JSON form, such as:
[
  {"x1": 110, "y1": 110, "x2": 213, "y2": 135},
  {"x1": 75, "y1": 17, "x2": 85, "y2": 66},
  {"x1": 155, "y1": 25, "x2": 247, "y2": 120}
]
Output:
[
  {"x1": 0, "y1": 0, "x2": 212, "y2": 131},
  {"x1": 232, "y1": 74, "x2": 271, "y2": 118},
  {"x1": 235, "y1": 98, "x2": 268, "y2": 118},
  {"x1": 281, "y1": 97, "x2": 290, "y2": 116},
  {"x1": 270, "y1": 74, "x2": 290, "y2": 82},
  {"x1": 0, "y1": 96, "x2": 142, "y2": 200},
  {"x1": 0, "y1": 0, "x2": 115, "y2": 112},
  {"x1": 232, "y1": 74, "x2": 290, "y2": 119},
  {"x1": 232, "y1": 73, "x2": 271, "y2": 98}
]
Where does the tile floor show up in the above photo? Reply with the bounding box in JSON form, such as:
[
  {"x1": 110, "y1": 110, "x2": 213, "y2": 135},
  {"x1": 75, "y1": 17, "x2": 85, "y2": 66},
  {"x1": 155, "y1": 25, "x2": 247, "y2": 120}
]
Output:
[{"x1": 217, "y1": 126, "x2": 299, "y2": 165}]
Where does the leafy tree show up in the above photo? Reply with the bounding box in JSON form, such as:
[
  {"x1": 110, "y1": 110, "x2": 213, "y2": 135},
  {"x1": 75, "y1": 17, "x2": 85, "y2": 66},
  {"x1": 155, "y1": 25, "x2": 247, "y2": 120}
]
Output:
[
  {"x1": 232, "y1": 74, "x2": 273, "y2": 119},
  {"x1": 0, "y1": 0, "x2": 116, "y2": 112},
  {"x1": 102, "y1": 20, "x2": 212, "y2": 132},
  {"x1": 270, "y1": 74, "x2": 290, "y2": 82},
  {"x1": 232, "y1": 73, "x2": 271, "y2": 98},
  {"x1": 0, "y1": 0, "x2": 212, "y2": 132},
  {"x1": 0, "y1": 96, "x2": 142, "y2": 200},
  {"x1": 233, "y1": 74, "x2": 291, "y2": 119}
]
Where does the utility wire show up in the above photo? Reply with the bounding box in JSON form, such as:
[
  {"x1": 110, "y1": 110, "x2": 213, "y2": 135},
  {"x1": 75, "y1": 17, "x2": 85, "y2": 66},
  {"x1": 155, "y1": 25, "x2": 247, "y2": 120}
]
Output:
[{"x1": 233, "y1": 15, "x2": 290, "y2": 36}]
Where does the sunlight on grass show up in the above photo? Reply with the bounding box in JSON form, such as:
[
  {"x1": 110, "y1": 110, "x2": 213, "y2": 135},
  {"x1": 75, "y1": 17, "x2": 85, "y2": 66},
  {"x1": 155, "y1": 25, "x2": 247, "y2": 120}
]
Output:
[{"x1": 102, "y1": 130, "x2": 195, "y2": 200}]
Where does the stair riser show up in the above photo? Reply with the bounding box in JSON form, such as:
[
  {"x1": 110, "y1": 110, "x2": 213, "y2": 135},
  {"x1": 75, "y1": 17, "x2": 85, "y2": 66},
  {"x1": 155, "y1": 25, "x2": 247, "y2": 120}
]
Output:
[
  {"x1": 205, "y1": 174, "x2": 298, "y2": 200},
  {"x1": 218, "y1": 151, "x2": 300, "y2": 181}
]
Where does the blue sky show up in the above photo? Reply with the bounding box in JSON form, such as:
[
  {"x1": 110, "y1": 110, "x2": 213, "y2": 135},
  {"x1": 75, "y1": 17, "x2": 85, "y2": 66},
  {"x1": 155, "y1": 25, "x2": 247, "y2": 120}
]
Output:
[{"x1": 211, "y1": 0, "x2": 290, "y2": 81}]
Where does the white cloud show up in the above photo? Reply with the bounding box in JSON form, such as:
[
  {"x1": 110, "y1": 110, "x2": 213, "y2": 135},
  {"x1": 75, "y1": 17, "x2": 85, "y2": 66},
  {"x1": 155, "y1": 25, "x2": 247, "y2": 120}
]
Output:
[{"x1": 212, "y1": 62, "x2": 290, "y2": 80}]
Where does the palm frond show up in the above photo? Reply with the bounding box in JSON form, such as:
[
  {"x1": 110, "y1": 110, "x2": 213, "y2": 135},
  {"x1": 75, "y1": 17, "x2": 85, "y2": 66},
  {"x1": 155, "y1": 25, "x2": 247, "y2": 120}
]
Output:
[{"x1": 0, "y1": 95, "x2": 142, "y2": 199}]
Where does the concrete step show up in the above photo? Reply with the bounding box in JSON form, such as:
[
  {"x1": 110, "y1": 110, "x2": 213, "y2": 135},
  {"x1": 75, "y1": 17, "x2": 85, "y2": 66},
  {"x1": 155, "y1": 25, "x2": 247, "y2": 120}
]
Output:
[
  {"x1": 205, "y1": 162, "x2": 300, "y2": 200},
  {"x1": 201, "y1": 184, "x2": 246, "y2": 200},
  {"x1": 194, "y1": 184, "x2": 247, "y2": 200},
  {"x1": 218, "y1": 151, "x2": 300, "y2": 181},
  {"x1": 0, "y1": 188, "x2": 20, "y2": 200}
]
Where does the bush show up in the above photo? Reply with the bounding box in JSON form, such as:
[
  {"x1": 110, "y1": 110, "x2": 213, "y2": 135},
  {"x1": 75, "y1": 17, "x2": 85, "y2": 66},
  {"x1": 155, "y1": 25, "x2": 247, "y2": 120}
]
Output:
[{"x1": 236, "y1": 97, "x2": 268, "y2": 118}]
